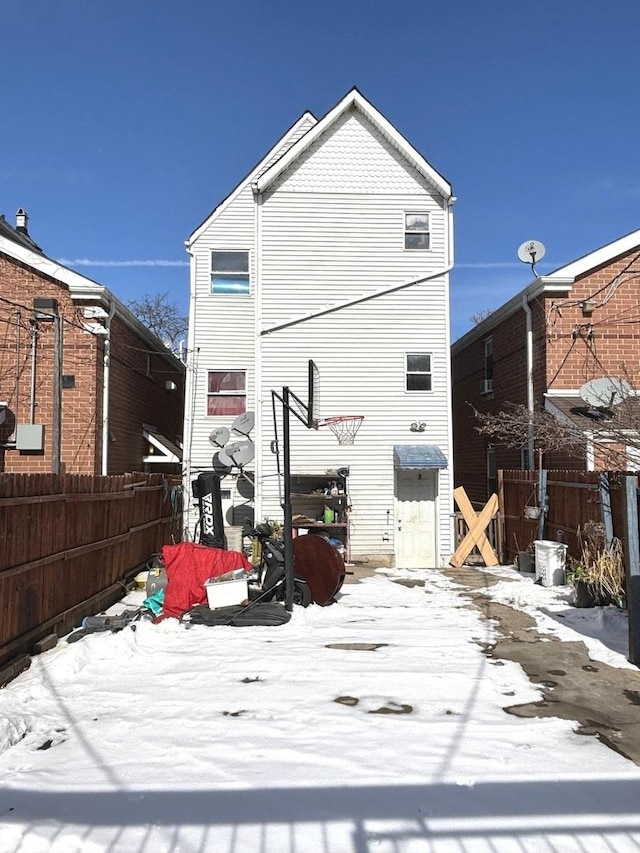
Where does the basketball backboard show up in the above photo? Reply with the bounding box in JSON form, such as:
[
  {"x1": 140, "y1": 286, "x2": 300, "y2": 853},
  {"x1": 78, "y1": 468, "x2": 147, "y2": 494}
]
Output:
[{"x1": 285, "y1": 359, "x2": 321, "y2": 429}]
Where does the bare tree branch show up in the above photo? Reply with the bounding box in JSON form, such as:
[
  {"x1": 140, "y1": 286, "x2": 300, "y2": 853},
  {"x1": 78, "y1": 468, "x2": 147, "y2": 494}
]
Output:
[
  {"x1": 126, "y1": 292, "x2": 187, "y2": 351},
  {"x1": 472, "y1": 391, "x2": 640, "y2": 470}
]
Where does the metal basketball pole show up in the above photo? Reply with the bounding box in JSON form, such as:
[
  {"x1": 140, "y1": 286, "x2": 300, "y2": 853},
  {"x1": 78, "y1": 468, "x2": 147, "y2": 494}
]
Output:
[{"x1": 282, "y1": 387, "x2": 294, "y2": 611}]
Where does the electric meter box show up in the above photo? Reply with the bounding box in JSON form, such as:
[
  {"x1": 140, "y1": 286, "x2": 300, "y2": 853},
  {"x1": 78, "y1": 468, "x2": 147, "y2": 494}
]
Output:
[{"x1": 15, "y1": 424, "x2": 45, "y2": 451}]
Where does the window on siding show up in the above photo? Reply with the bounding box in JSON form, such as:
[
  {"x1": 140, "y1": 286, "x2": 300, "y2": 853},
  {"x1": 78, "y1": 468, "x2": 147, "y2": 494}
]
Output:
[
  {"x1": 207, "y1": 371, "x2": 246, "y2": 416},
  {"x1": 211, "y1": 251, "x2": 249, "y2": 295},
  {"x1": 406, "y1": 353, "x2": 432, "y2": 391},
  {"x1": 404, "y1": 213, "x2": 430, "y2": 250},
  {"x1": 482, "y1": 337, "x2": 493, "y2": 393}
]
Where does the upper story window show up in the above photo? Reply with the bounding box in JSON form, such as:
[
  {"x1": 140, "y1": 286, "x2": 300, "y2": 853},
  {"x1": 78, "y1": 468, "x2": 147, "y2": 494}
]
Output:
[
  {"x1": 404, "y1": 213, "x2": 430, "y2": 250},
  {"x1": 483, "y1": 337, "x2": 493, "y2": 393},
  {"x1": 207, "y1": 370, "x2": 246, "y2": 416},
  {"x1": 406, "y1": 352, "x2": 432, "y2": 391},
  {"x1": 211, "y1": 251, "x2": 249, "y2": 295}
]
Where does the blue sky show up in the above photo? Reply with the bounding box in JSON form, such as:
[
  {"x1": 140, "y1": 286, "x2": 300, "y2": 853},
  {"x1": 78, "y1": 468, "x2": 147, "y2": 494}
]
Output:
[{"x1": 2, "y1": 0, "x2": 639, "y2": 341}]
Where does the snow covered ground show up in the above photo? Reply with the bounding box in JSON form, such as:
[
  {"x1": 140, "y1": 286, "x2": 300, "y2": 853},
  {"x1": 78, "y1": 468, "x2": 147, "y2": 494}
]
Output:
[{"x1": 1, "y1": 566, "x2": 639, "y2": 853}]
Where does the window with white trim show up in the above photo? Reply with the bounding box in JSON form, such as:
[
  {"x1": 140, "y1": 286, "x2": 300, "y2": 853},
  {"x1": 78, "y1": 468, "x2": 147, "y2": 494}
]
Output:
[
  {"x1": 404, "y1": 212, "x2": 430, "y2": 250},
  {"x1": 207, "y1": 371, "x2": 246, "y2": 416},
  {"x1": 406, "y1": 353, "x2": 432, "y2": 391},
  {"x1": 211, "y1": 251, "x2": 249, "y2": 295}
]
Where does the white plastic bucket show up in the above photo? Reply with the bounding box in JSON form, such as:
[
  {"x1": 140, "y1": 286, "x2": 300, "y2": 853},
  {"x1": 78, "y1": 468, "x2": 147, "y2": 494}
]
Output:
[{"x1": 533, "y1": 540, "x2": 568, "y2": 587}]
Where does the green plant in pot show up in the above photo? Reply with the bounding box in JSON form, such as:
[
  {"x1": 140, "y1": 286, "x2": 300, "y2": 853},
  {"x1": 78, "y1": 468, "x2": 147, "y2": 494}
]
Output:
[{"x1": 567, "y1": 522, "x2": 626, "y2": 608}]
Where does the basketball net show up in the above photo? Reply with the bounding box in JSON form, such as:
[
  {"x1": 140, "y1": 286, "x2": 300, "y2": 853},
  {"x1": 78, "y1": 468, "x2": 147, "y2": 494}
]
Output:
[{"x1": 319, "y1": 416, "x2": 364, "y2": 445}]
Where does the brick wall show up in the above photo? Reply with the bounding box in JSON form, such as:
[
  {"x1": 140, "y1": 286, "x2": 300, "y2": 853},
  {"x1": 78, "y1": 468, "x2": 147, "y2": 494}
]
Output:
[
  {"x1": 544, "y1": 248, "x2": 640, "y2": 390},
  {"x1": 0, "y1": 253, "x2": 100, "y2": 474},
  {"x1": 452, "y1": 245, "x2": 640, "y2": 502},
  {"x1": 108, "y1": 314, "x2": 184, "y2": 474},
  {"x1": 0, "y1": 251, "x2": 185, "y2": 474},
  {"x1": 452, "y1": 307, "x2": 533, "y2": 503}
]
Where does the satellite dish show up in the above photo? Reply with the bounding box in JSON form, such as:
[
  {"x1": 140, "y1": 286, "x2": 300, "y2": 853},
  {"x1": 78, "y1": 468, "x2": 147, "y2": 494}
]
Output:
[
  {"x1": 231, "y1": 411, "x2": 255, "y2": 436},
  {"x1": 212, "y1": 452, "x2": 233, "y2": 476},
  {"x1": 216, "y1": 447, "x2": 237, "y2": 468},
  {"x1": 236, "y1": 472, "x2": 255, "y2": 499},
  {"x1": 517, "y1": 240, "x2": 546, "y2": 265},
  {"x1": 231, "y1": 440, "x2": 255, "y2": 468},
  {"x1": 579, "y1": 377, "x2": 631, "y2": 409},
  {"x1": 216, "y1": 440, "x2": 247, "y2": 468},
  {"x1": 209, "y1": 427, "x2": 230, "y2": 448}
]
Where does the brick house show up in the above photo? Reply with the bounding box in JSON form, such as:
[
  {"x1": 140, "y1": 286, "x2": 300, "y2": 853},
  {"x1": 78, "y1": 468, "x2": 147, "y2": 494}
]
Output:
[
  {"x1": 451, "y1": 229, "x2": 640, "y2": 504},
  {"x1": 0, "y1": 210, "x2": 185, "y2": 475}
]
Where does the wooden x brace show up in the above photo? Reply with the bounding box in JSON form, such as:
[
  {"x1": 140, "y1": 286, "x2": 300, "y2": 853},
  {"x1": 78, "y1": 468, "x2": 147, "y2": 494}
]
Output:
[{"x1": 450, "y1": 487, "x2": 499, "y2": 568}]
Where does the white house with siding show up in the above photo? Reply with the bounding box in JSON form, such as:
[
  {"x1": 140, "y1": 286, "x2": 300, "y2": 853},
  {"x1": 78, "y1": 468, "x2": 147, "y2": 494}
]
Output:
[{"x1": 183, "y1": 88, "x2": 455, "y2": 567}]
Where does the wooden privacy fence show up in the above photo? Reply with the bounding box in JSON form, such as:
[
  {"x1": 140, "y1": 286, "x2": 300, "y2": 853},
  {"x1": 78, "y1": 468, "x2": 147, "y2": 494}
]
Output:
[
  {"x1": 498, "y1": 469, "x2": 626, "y2": 564},
  {"x1": 0, "y1": 472, "x2": 182, "y2": 684}
]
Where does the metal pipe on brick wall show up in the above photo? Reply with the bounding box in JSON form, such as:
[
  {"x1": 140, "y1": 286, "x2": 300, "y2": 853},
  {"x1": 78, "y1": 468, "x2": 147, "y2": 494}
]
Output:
[
  {"x1": 29, "y1": 320, "x2": 38, "y2": 424},
  {"x1": 52, "y1": 313, "x2": 62, "y2": 474},
  {"x1": 522, "y1": 294, "x2": 534, "y2": 470},
  {"x1": 101, "y1": 301, "x2": 116, "y2": 476}
]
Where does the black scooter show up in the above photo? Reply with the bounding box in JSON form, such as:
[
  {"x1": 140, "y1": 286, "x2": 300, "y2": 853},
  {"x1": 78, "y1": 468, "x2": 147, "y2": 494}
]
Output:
[{"x1": 248, "y1": 522, "x2": 311, "y2": 607}]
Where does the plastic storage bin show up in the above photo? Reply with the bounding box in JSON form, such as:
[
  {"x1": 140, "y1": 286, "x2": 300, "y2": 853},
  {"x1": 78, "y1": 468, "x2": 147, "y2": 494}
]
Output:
[
  {"x1": 533, "y1": 540, "x2": 568, "y2": 586},
  {"x1": 205, "y1": 578, "x2": 248, "y2": 609}
]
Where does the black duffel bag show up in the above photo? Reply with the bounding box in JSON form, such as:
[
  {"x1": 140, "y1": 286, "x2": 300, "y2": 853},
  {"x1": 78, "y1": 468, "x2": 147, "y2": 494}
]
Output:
[{"x1": 181, "y1": 602, "x2": 291, "y2": 627}]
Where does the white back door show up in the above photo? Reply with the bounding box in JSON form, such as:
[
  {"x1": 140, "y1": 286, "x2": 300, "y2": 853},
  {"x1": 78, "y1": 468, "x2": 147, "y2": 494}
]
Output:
[{"x1": 395, "y1": 469, "x2": 437, "y2": 568}]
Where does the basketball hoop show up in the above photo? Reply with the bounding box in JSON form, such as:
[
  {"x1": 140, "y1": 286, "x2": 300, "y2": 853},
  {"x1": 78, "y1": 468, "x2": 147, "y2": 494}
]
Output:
[{"x1": 319, "y1": 415, "x2": 364, "y2": 445}]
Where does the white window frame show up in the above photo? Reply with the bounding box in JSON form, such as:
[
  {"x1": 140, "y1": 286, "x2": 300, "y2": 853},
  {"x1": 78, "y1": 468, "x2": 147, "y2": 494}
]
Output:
[
  {"x1": 211, "y1": 251, "x2": 250, "y2": 295},
  {"x1": 403, "y1": 212, "x2": 430, "y2": 251},
  {"x1": 206, "y1": 370, "x2": 247, "y2": 417},
  {"x1": 405, "y1": 352, "x2": 432, "y2": 392}
]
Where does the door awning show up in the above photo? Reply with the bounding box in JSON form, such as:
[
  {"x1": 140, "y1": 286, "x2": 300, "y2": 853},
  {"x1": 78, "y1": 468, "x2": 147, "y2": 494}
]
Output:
[
  {"x1": 143, "y1": 426, "x2": 182, "y2": 464},
  {"x1": 393, "y1": 445, "x2": 448, "y2": 470}
]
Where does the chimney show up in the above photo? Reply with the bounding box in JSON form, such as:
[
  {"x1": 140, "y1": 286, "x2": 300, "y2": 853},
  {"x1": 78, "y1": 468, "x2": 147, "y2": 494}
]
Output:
[{"x1": 16, "y1": 208, "x2": 29, "y2": 234}]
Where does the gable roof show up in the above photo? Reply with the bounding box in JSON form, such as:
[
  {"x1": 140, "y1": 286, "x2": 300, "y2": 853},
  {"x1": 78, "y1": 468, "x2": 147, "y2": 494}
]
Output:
[
  {"x1": 452, "y1": 227, "x2": 640, "y2": 352},
  {"x1": 255, "y1": 87, "x2": 452, "y2": 199},
  {"x1": 186, "y1": 110, "x2": 318, "y2": 246}
]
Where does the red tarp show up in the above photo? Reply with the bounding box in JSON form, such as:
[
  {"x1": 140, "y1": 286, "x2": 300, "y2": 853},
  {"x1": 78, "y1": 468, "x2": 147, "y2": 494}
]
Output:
[{"x1": 160, "y1": 543, "x2": 252, "y2": 619}]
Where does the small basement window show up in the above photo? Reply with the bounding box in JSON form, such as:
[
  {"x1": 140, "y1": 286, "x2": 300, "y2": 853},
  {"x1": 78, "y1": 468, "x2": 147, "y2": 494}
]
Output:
[
  {"x1": 406, "y1": 352, "x2": 432, "y2": 391},
  {"x1": 404, "y1": 213, "x2": 430, "y2": 250},
  {"x1": 211, "y1": 251, "x2": 250, "y2": 295}
]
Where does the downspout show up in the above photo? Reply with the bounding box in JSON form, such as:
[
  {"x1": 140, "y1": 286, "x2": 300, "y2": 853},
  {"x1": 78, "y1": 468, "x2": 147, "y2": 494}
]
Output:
[
  {"x1": 522, "y1": 294, "x2": 534, "y2": 470},
  {"x1": 522, "y1": 293, "x2": 546, "y2": 537},
  {"x1": 182, "y1": 245, "x2": 198, "y2": 536},
  {"x1": 252, "y1": 182, "x2": 263, "y2": 523},
  {"x1": 443, "y1": 195, "x2": 456, "y2": 564},
  {"x1": 101, "y1": 301, "x2": 116, "y2": 475}
]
